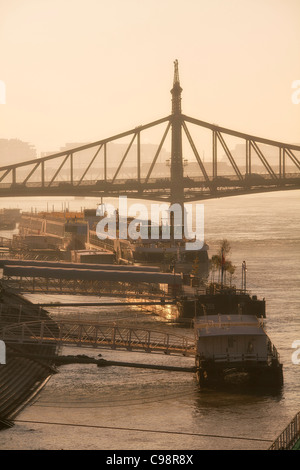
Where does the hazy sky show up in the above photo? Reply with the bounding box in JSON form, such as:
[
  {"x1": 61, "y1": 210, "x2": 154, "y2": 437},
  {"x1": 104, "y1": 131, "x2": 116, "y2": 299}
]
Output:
[{"x1": 1, "y1": 0, "x2": 299, "y2": 156}]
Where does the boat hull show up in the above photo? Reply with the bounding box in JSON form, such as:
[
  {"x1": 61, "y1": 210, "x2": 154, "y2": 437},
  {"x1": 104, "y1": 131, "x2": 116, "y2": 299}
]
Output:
[{"x1": 196, "y1": 359, "x2": 283, "y2": 391}]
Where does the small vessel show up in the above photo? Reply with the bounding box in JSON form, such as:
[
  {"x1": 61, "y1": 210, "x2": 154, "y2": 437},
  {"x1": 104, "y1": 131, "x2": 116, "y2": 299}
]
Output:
[
  {"x1": 88, "y1": 209, "x2": 210, "y2": 276},
  {"x1": 177, "y1": 282, "x2": 266, "y2": 320},
  {"x1": 16, "y1": 209, "x2": 210, "y2": 275},
  {"x1": 177, "y1": 261, "x2": 265, "y2": 321},
  {"x1": 15, "y1": 210, "x2": 90, "y2": 254},
  {"x1": 115, "y1": 237, "x2": 209, "y2": 276},
  {"x1": 194, "y1": 314, "x2": 283, "y2": 390}
]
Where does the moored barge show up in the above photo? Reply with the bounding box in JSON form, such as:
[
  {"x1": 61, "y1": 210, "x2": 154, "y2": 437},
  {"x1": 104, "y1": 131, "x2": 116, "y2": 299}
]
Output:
[
  {"x1": 194, "y1": 314, "x2": 283, "y2": 390},
  {"x1": 177, "y1": 282, "x2": 266, "y2": 320}
]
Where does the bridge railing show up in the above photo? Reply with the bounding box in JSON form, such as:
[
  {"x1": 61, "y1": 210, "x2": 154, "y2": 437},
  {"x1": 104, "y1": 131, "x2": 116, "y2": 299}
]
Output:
[
  {"x1": 1, "y1": 173, "x2": 299, "y2": 188},
  {"x1": 1, "y1": 173, "x2": 300, "y2": 193}
]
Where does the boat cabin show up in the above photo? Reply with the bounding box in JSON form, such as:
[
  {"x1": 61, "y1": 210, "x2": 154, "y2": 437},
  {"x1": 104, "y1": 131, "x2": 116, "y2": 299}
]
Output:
[{"x1": 195, "y1": 315, "x2": 269, "y2": 363}]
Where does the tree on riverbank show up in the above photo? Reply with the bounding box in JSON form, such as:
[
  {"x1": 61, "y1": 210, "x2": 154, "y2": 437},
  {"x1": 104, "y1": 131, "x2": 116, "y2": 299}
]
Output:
[{"x1": 211, "y1": 239, "x2": 236, "y2": 286}]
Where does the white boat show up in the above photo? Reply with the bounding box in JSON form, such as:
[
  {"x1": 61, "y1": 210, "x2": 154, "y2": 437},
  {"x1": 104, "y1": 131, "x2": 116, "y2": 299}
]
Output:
[{"x1": 194, "y1": 314, "x2": 283, "y2": 390}]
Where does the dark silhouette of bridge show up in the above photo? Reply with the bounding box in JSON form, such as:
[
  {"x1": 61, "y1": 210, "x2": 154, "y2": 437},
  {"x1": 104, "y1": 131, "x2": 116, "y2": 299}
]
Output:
[{"x1": 1, "y1": 60, "x2": 299, "y2": 203}]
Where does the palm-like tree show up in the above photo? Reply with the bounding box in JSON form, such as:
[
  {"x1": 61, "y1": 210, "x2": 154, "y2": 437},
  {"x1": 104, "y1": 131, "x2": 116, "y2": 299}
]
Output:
[{"x1": 210, "y1": 239, "x2": 236, "y2": 286}]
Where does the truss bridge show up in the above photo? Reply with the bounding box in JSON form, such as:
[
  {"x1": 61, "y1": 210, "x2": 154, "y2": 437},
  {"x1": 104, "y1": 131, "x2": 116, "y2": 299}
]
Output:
[{"x1": 0, "y1": 60, "x2": 299, "y2": 204}]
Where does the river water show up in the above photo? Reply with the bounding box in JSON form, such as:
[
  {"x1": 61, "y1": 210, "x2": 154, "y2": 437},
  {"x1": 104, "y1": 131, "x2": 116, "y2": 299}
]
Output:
[{"x1": 0, "y1": 190, "x2": 299, "y2": 450}]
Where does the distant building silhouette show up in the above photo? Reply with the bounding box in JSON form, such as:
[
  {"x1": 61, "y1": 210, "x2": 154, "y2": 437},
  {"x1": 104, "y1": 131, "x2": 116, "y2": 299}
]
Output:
[
  {"x1": 221, "y1": 142, "x2": 300, "y2": 172},
  {"x1": 40, "y1": 142, "x2": 171, "y2": 178},
  {"x1": 0, "y1": 138, "x2": 37, "y2": 165}
]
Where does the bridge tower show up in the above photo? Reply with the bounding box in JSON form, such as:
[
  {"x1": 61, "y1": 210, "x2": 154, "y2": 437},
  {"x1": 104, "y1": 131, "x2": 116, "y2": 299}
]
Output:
[{"x1": 170, "y1": 60, "x2": 184, "y2": 207}]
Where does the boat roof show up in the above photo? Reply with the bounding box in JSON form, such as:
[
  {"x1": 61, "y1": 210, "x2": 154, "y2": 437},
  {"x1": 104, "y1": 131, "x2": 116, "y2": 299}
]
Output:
[
  {"x1": 197, "y1": 325, "x2": 265, "y2": 337},
  {"x1": 195, "y1": 314, "x2": 260, "y2": 325},
  {"x1": 195, "y1": 314, "x2": 265, "y2": 337}
]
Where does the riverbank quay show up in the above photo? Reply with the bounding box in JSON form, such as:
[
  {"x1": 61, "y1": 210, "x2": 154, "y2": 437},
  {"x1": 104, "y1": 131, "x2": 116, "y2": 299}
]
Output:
[{"x1": 0, "y1": 288, "x2": 59, "y2": 429}]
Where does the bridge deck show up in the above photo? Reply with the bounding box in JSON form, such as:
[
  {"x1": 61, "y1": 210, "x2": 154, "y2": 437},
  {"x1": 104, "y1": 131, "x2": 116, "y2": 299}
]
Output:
[{"x1": 0, "y1": 176, "x2": 299, "y2": 201}]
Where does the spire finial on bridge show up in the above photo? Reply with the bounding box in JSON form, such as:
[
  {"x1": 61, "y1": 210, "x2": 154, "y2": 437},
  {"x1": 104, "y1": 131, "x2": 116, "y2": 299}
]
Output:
[
  {"x1": 171, "y1": 59, "x2": 183, "y2": 115},
  {"x1": 173, "y1": 59, "x2": 180, "y2": 86},
  {"x1": 170, "y1": 60, "x2": 184, "y2": 210}
]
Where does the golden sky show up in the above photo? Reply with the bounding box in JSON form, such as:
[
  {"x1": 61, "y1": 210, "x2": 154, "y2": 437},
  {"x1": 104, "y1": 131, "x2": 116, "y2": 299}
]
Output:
[{"x1": 0, "y1": 0, "x2": 299, "y2": 156}]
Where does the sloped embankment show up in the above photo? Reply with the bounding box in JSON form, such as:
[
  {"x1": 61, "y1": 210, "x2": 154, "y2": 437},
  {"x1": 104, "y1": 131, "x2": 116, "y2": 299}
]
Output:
[{"x1": 0, "y1": 287, "x2": 59, "y2": 429}]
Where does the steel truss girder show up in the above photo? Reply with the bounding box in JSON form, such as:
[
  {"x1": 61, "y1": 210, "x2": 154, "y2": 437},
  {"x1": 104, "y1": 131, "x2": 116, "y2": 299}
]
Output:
[
  {"x1": 182, "y1": 121, "x2": 210, "y2": 183},
  {"x1": 216, "y1": 131, "x2": 243, "y2": 180},
  {"x1": 250, "y1": 141, "x2": 277, "y2": 179},
  {"x1": 0, "y1": 114, "x2": 299, "y2": 198}
]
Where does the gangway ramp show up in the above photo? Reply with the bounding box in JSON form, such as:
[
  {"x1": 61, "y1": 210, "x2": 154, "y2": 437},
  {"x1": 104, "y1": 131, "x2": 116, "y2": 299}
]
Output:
[{"x1": 0, "y1": 320, "x2": 196, "y2": 357}]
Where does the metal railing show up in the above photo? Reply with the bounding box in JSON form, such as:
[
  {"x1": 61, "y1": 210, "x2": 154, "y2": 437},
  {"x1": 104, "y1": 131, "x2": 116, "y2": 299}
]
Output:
[
  {"x1": 210, "y1": 353, "x2": 268, "y2": 363},
  {"x1": 269, "y1": 412, "x2": 300, "y2": 450},
  {"x1": 0, "y1": 320, "x2": 196, "y2": 357},
  {"x1": 1, "y1": 277, "x2": 173, "y2": 299},
  {"x1": 0, "y1": 173, "x2": 300, "y2": 190}
]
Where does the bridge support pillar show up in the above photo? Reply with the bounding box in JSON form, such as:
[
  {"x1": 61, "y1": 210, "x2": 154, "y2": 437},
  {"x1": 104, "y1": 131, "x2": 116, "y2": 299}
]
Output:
[{"x1": 170, "y1": 60, "x2": 184, "y2": 237}]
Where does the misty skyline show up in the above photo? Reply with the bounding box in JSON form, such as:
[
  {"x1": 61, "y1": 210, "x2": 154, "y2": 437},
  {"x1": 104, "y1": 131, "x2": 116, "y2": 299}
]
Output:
[{"x1": 0, "y1": 0, "x2": 299, "y2": 158}]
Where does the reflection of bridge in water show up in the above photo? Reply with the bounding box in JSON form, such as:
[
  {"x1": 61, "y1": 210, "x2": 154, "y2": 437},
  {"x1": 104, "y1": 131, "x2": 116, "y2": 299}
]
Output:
[{"x1": 0, "y1": 320, "x2": 195, "y2": 357}]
